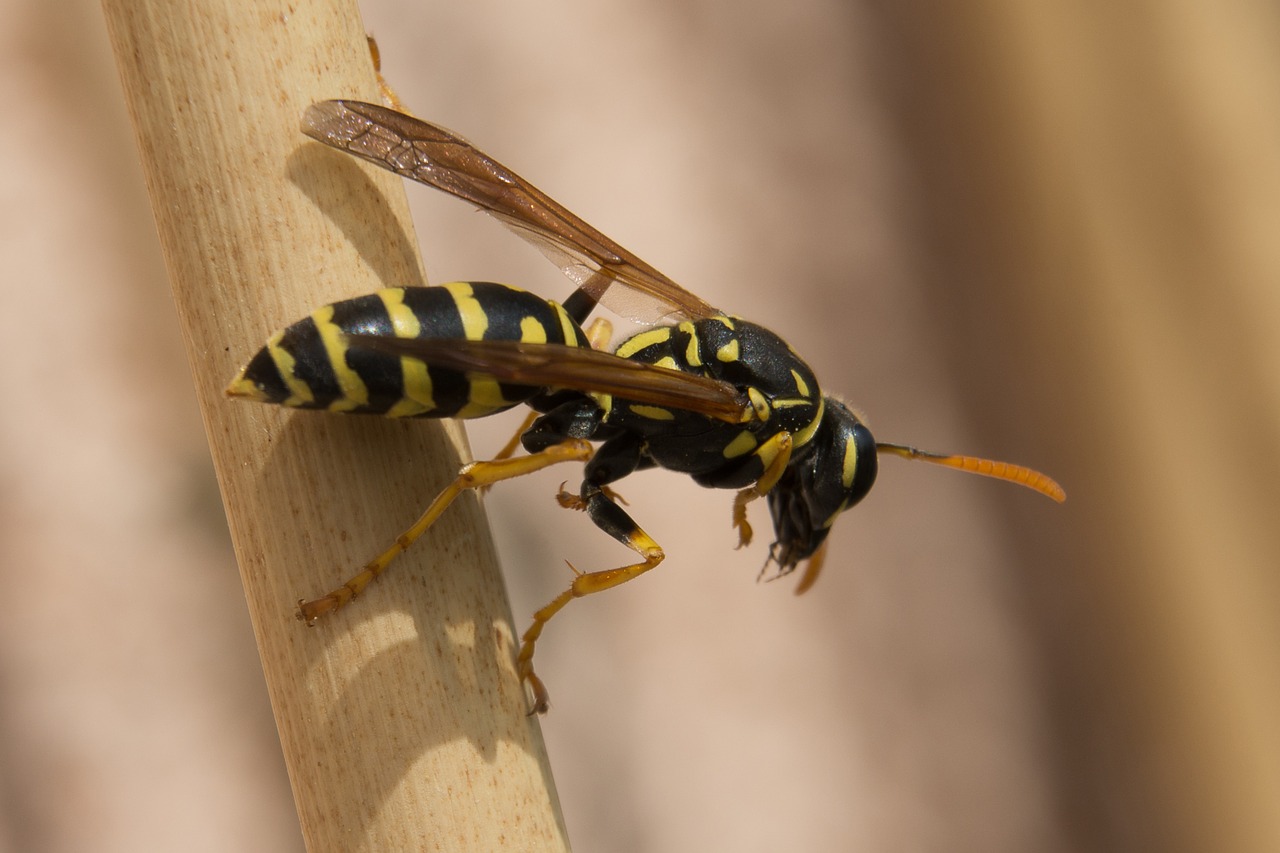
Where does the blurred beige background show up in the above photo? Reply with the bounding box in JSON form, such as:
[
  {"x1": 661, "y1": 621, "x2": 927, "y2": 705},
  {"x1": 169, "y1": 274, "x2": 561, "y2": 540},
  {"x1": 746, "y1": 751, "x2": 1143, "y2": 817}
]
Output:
[{"x1": 3, "y1": 1, "x2": 1279, "y2": 851}]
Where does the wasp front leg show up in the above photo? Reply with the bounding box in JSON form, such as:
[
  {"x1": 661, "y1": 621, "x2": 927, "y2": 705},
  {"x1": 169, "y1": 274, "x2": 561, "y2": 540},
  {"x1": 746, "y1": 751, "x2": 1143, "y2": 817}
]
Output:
[
  {"x1": 518, "y1": 482, "x2": 664, "y2": 714},
  {"x1": 518, "y1": 433, "x2": 660, "y2": 713},
  {"x1": 731, "y1": 431, "x2": 793, "y2": 549}
]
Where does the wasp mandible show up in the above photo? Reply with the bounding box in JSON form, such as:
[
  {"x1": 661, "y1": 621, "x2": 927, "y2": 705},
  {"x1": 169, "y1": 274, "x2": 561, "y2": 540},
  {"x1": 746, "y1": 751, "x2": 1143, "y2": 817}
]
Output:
[{"x1": 228, "y1": 100, "x2": 1065, "y2": 713}]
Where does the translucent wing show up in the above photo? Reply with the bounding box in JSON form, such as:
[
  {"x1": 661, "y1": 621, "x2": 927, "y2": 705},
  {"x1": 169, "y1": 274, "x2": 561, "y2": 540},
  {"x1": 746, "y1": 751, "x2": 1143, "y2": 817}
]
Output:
[
  {"x1": 303, "y1": 100, "x2": 719, "y2": 324},
  {"x1": 344, "y1": 334, "x2": 749, "y2": 424}
]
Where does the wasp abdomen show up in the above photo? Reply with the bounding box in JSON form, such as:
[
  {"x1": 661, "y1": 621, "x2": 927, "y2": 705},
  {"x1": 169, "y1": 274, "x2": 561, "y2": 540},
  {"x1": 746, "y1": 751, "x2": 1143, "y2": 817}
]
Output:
[{"x1": 227, "y1": 282, "x2": 588, "y2": 418}]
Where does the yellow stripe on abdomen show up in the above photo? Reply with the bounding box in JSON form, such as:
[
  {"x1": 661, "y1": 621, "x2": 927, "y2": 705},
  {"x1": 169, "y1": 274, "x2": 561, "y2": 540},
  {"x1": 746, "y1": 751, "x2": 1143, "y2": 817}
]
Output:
[
  {"x1": 446, "y1": 282, "x2": 512, "y2": 419},
  {"x1": 312, "y1": 304, "x2": 368, "y2": 412},
  {"x1": 445, "y1": 281, "x2": 489, "y2": 340},
  {"x1": 266, "y1": 329, "x2": 314, "y2": 407},
  {"x1": 378, "y1": 289, "x2": 436, "y2": 418}
]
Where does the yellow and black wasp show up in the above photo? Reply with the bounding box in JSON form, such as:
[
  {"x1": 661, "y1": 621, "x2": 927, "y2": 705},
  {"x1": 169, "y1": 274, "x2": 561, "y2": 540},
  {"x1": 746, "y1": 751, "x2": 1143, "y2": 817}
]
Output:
[{"x1": 228, "y1": 100, "x2": 1065, "y2": 713}]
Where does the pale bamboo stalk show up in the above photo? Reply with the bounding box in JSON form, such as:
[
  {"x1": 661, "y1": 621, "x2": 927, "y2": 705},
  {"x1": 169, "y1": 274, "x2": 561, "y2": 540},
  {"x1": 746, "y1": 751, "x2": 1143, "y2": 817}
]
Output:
[{"x1": 101, "y1": 1, "x2": 569, "y2": 849}]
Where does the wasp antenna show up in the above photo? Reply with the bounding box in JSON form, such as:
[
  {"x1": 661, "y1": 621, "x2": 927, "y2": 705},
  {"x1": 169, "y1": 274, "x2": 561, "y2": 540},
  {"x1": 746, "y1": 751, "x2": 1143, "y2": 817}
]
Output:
[{"x1": 876, "y1": 443, "x2": 1066, "y2": 503}]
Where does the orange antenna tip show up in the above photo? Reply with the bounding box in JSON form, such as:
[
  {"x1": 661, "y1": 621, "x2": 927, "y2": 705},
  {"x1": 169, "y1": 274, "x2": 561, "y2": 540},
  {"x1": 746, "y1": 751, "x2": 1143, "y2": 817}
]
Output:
[{"x1": 876, "y1": 442, "x2": 1065, "y2": 503}]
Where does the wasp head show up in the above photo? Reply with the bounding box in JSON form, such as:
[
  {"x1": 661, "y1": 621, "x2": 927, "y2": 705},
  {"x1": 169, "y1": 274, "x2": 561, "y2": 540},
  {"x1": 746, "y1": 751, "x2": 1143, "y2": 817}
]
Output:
[{"x1": 765, "y1": 397, "x2": 877, "y2": 574}]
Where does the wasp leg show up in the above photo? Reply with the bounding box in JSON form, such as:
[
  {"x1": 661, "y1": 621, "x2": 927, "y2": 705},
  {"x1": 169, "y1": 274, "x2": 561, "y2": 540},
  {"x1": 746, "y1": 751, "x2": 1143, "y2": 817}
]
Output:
[
  {"x1": 582, "y1": 317, "x2": 614, "y2": 351},
  {"x1": 518, "y1": 482, "x2": 664, "y2": 714},
  {"x1": 366, "y1": 36, "x2": 409, "y2": 112},
  {"x1": 517, "y1": 433, "x2": 655, "y2": 711},
  {"x1": 731, "y1": 431, "x2": 794, "y2": 548},
  {"x1": 488, "y1": 410, "x2": 541, "y2": 467},
  {"x1": 297, "y1": 438, "x2": 593, "y2": 624},
  {"x1": 555, "y1": 483, "x2": 627, "y2": 509}
]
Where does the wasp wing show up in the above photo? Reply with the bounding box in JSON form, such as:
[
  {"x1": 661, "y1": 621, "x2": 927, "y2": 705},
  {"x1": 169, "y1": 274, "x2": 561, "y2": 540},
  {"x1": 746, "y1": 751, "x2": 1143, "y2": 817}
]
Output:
[
  {"x1": 303, "y1": 100, "x2": 718, "y2": 324},
  {"x1": 345, "y1": 334, "x2": 748, "y2": 424}
]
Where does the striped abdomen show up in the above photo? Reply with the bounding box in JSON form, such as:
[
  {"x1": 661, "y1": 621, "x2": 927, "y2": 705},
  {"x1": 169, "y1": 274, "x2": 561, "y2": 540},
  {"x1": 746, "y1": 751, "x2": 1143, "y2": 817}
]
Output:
[{"x1": 227, "y1": 282, "x2": 589, "y2": 418}]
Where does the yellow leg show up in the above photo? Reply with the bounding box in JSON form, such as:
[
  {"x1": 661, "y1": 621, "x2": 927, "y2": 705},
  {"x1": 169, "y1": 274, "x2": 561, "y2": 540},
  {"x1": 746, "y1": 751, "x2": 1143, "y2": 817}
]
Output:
[
  {"x1": 731, "y1": 431, "x2": 794, "y2": 548},
  {"x1": 517, "y1": 525, "x2": 664, "y2": 714},
  {"x1": 489, "y1": 410, "x2": 540, "y2": 464},
  {"x1": 297, "y1": 438, "x2": 593, "y2": 624},
  {"x1": 366, "y1": 36, "x2": 409, "y2": 112},
  {"x1": 582, "y1": 317, "x2": 613, "y2": 351},
  {"x1": 556, "y1": 483, "x2": 628, "y2": 509}
]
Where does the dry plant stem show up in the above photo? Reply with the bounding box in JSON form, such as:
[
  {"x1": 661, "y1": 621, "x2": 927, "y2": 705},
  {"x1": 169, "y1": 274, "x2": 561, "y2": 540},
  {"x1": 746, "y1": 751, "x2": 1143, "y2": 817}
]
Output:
[{"x1": 100, "y1": 1, "x2": 570, "y2": 850}]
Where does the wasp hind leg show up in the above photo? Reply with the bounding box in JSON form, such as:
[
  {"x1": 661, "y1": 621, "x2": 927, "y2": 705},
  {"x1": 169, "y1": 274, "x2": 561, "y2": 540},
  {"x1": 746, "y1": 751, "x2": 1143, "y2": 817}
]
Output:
[
  {"x1": 296, "y1": 438, "x2": 593, "y2": 624},
  {"x1": 518, "y1": 482, "x2": 664, "y2": 714},
  {"x1": 488, "y1": 410, "x2": 541, "y2": 466}
]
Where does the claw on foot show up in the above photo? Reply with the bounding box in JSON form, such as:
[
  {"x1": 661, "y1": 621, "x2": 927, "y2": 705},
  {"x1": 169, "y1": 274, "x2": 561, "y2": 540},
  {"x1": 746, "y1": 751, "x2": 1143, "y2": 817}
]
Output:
[
  {"x1": 556, "y1": 483, "x2": 586, "y2": 510},
  {"x1": 527, "y1": 680, "x2": 550, "y2": 715},
  {"x1": 519, "y1": 663, "x2": 551, "y2": 715},
  {"x1": 556, "y1": 483, "x2": 628, "y2": 510},
  {"x1": 297, "y1": 592, "x2": 347, "y2": 625},
  {"x1": 732, "y1": 490, "x2": 755, "y2": 549}
]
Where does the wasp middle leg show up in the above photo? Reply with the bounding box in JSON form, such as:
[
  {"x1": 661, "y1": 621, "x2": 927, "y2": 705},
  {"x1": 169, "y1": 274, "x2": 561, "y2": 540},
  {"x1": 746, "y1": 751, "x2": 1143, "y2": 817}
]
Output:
[
  {"x1": 516, "y1": 431, "x2": 662, "y2": 713},
  {"x1": 518, "y1": 481, "x2": 664, "y2": 714},
  {"x1": 731, "y1": 431, "x2": 793, "y2": 548}
]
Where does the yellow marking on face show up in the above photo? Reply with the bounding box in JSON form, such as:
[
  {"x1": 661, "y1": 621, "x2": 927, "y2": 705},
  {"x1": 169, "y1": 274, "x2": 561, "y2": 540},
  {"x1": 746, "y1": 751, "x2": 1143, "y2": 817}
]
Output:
[
  {"x1": 615, "y1": 327, "x2": 672, "y2": 359},
  {"x1": 790, "y1": 369, "x2": 810, "y2": 398},
  {"x1": 444, "y1": 281, "x2": 489, "y2": 340},
  {"x1": 629, "y1": 404, "x2": 675, "y2": 421},
  {"x1": 841, "y1": 430, "x2": 858, "y2": 488},
  {"x1": 822, "y1": 501, "x2": 849, "y2": 529},
  {"x1": 716, "y1": 339, "x2": 740, "y2": 362},
  {"x1": 793, "y1": 398, "x2": 825, "y2": 449},
  {"x1": 722, "y1": 430, "x2": 758, "y2": 459}
]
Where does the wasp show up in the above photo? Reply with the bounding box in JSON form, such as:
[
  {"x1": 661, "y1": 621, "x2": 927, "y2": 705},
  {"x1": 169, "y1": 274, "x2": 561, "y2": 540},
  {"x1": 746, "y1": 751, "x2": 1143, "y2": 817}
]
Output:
[{"x1": 227, "y1": 100, "x2": 1065, "y2": 713}]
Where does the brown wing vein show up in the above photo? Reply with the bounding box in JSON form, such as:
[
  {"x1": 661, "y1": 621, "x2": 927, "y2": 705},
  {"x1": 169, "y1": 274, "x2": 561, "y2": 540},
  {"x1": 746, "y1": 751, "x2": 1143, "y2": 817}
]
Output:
[{"x1": 303, "y1": 100, "x2": 718, "y2": 323}]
